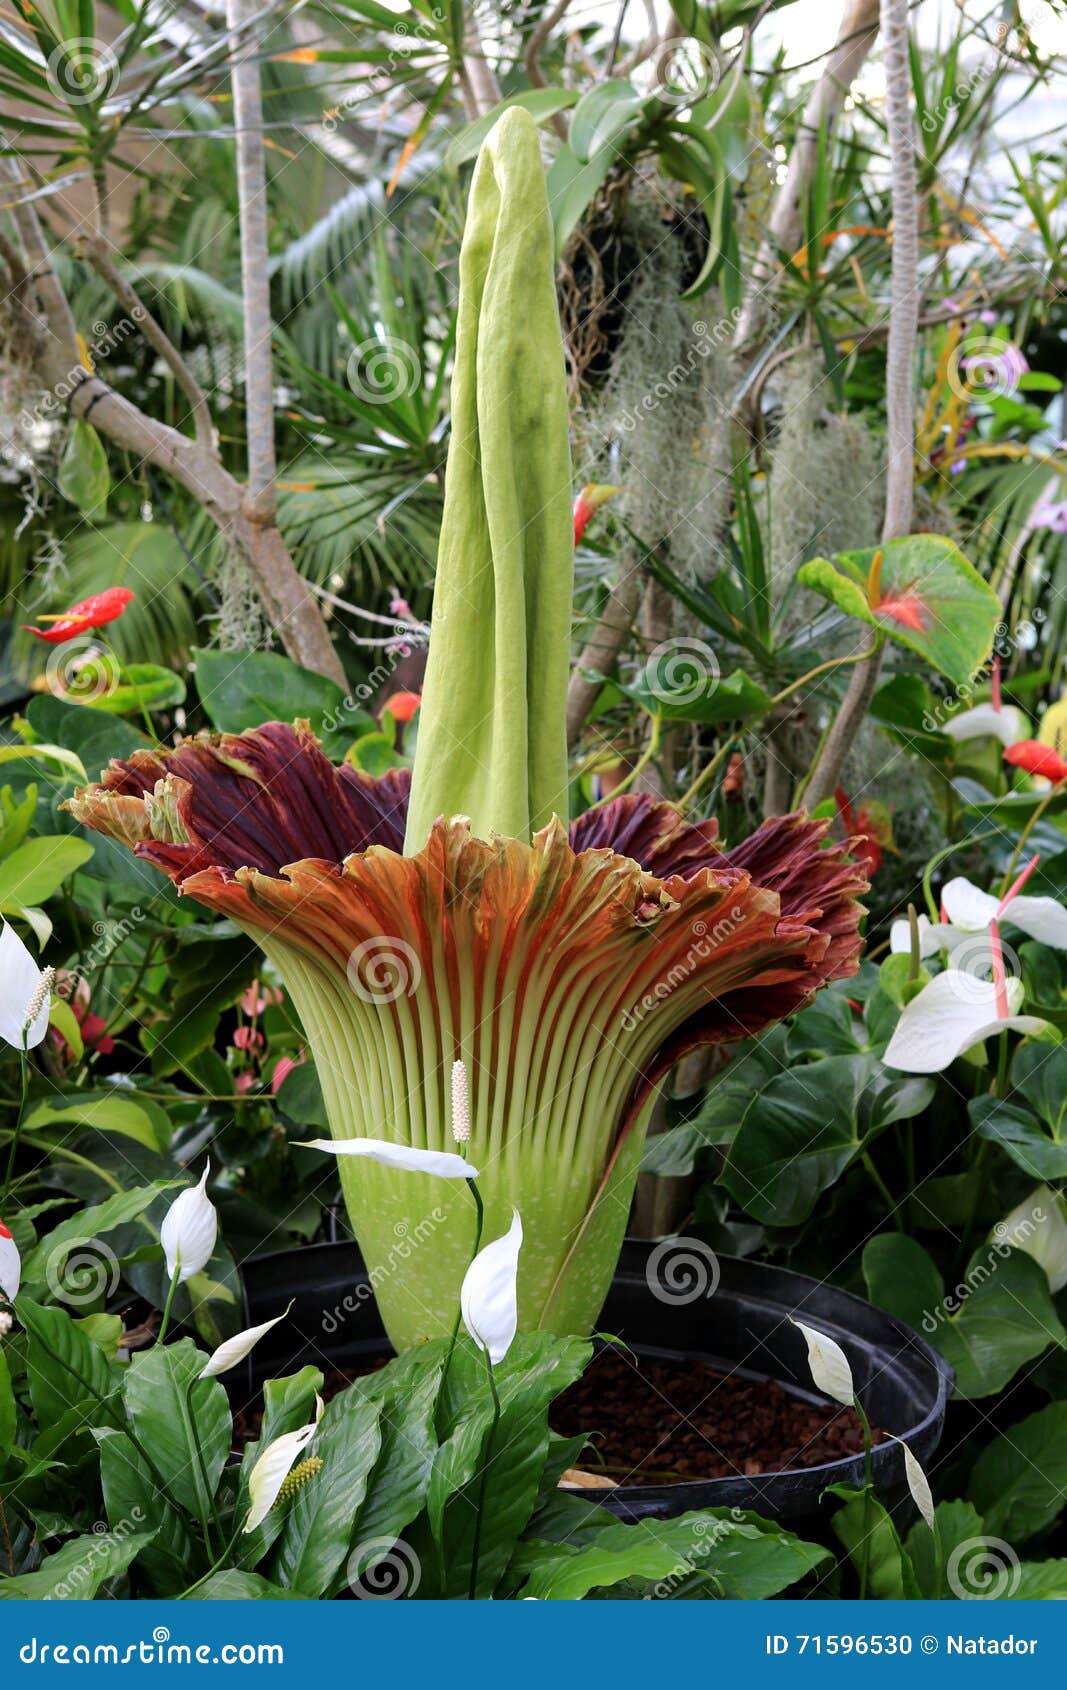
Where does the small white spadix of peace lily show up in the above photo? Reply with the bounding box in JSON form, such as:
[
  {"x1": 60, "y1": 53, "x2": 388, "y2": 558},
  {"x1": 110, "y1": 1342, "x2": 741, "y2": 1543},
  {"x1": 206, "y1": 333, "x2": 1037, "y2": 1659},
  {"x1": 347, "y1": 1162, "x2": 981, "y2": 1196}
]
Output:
[
  {"x1": 462, "y1": 1210, "x2": 523, "y2": 1366},
  {"x1": 883, "y1": 972, "x2": 1052, "y2": 1075},
  {"x1": 160, "y1": 1163, "x2": 218, "y2": 1283},
  {"x1": 244, "y1": 1395, "x2": 324, "y2": 1533},
  {"x1": 303, "y1": 1139, "x2": 479, "y2": 1179},
  {"x1": 0, "y1": 922, "x2": 52, "y2": 1051},
  {"x1": 0, "y1": 1221, "x2": 20, "y2": 1302},
  {"x1": 198, "y1": 1303, "x2": 292, "y2": 1379}
]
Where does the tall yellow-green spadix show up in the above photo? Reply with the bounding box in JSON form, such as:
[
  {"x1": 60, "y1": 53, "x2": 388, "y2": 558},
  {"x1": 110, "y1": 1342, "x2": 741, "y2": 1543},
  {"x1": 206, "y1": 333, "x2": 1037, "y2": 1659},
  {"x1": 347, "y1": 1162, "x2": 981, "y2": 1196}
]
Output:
[{"x1": 403, "y1": 107, "x2": 573, "y2": 854}]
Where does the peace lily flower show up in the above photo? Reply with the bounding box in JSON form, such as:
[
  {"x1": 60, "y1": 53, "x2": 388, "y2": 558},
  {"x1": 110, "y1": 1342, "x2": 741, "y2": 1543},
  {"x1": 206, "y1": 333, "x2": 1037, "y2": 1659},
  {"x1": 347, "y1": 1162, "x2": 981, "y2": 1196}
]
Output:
[
  {"x1": 891, "y1": 1437, "x2": 935, "y2": 1531},
  {"x1": 0, "y1": 1221, "x2": 20, "y2": 1302},
  {"x1": 462, "y1": 1211, "x2": 522, "y2": 1366},
  {"x1": 23, "y1": 586, "x2": 134, "y2": 643},
  {"x1": 244, "y1": 1395, "x2": 324, "y2": 1533},
  {"x1": 0, "y1": 923, "x2": 53, "y2": 1050},
  {"x1": 68, "y1": 110, "x2": 866, "y2": 1351},
  {"x1": 160, "y1": 1163, "x2": 217, "y2": 1283},
  {"x1": 792, "y1": 1319, "x2": 854, "y2": 1408},
  {"x1": 303, "y1": 1139, "x2": 479, "y2": 1180},
  {"x1": 198, "y1": 1303, "x2": 292, "y2": 1379},
  {"x1": 997, "y1": 1187, "x2": 1067, "y2": 1294}
]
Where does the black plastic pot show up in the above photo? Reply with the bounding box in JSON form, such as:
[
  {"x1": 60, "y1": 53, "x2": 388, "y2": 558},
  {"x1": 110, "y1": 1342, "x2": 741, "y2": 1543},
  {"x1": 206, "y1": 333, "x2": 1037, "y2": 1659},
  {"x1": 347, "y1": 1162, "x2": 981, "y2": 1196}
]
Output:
[{"x1": 237, "y1": 1237, "x2": 952, "y2": 1526}]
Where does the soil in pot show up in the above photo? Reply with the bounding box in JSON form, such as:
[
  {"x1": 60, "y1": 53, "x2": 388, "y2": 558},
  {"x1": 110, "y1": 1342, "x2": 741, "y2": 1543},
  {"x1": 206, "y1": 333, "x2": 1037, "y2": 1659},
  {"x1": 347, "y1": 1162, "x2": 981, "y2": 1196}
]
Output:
[{"x1": 550, "y1": 1347, "x2": 885, "y2": 1485}]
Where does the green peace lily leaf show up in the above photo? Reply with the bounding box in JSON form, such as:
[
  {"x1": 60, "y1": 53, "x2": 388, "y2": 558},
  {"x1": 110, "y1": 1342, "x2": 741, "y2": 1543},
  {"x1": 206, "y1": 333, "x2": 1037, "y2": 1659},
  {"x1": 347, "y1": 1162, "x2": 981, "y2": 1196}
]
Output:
[
  {"x1": 21, "y1": 1181, "x2": 175, "y2": 1293},
  {"x1": 0, "y1": 1530, "x2": 154, "y2": 1600},
  {"x1": 22, "y1": 1094, "x2": 171, "y2": 1154},
  {"x1": 905, "y1": 1500, "x2": 984, "y2": 1600},
  {"x1": 96, "y1": 1427, "x2": 196, "y2": 1597},
  {"x1": 269, "y1": 1392, "x2": 383, "y2": 1598},
  {"x1": 57, "y1": 420, "x2": 109, "y2": 517},
  {"x1": 799, "y1": 534, "x2": 1002, "y2": 687},
  {"x1": 862, "y1": 1233, "x2": 945, "y2": 1334},
  {"x1": 0, "y1": 835, "x2": 94, "y2": 907},
  {"x1": 185, "y1": 1571, "x2": 305, "y2": 1600},
  {"x1": 75, "y1": 663, "x2": 187, "y2": 716},
  {"x1": 124, "y1": 1340, "x2": 232, "y2": 1522},
  {"x1": 830, "y1": 1487, "x2": 921, "y2": 1600},
  {"x1": 968, "y1": 1403, "x2": 1067, "y2": 1542}
]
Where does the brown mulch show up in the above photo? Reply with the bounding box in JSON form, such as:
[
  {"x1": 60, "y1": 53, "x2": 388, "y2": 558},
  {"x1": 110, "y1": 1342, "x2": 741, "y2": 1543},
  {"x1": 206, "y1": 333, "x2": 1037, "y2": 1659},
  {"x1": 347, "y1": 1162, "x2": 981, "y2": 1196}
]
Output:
[{"x1": 551, "y1": 1347, "x2": 884, "y2": 1486}]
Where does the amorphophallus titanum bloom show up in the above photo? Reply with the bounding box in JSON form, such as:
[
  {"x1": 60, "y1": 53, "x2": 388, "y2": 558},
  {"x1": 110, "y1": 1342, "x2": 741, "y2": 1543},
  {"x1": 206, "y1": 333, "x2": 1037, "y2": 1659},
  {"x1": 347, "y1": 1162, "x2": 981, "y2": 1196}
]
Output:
[
  {"x1": 22, "y1": 586, "x2": 134, "y2": 643},
  {"x1": 69, "y1": 110, "x2": 866, "y2": 1350},
  {"x1": 0, "y1": 1221, "x2": 20, "y2": 1302},
  {"x1": 160, "y1": 1163, "x2": 217, "y2": 1284}
]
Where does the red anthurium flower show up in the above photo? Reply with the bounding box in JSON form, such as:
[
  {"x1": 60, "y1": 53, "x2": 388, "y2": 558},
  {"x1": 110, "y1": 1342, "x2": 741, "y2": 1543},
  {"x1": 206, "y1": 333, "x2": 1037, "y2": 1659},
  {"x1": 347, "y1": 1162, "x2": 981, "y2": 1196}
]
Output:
[
  {"x1": 24, "y1": 586, "x2": 134, "y2": 643},
  {"x1": 1004, "y1": 740, "x2": 1067, "y2": 784},
  {"x1": 572, "y1": 484, "x2": 620, "y2": 545},
  {"x1": 834, "y1": 788, "x2": 894, "y2": 877},
  {"x1": 384, "y1": 690, "x2": 421, "y2": 724}
]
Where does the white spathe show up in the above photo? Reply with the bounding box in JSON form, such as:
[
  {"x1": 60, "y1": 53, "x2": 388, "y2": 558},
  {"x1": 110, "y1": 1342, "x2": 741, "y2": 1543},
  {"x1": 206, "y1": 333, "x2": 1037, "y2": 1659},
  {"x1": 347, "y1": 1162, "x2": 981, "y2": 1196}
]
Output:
[
  {"x1": 0, "y1": 922, "x2": 51, "y2": 1050},
  {"x1": 160, "y1": 1162, "x2": 218, "y2": 1284},
  {"x1": 0, "y1": 1222, "x2": 20, "y2": 1302},
  {"x1": 997, "y1": 1187, "x2": 1067, "y2": 1294},
  {"x1": 893, "y1": 1438, "x2": 935, "y2": 1531},
  {"x1": 198, "y1": 1304, "x2": 292, "y2": 1378},
  {"x1": 303, "y1": 1138, "x2": 479, "y2": 1180},
  {"x1": 792, "y1": 1319, "x2": 854, "y2": 1407},
  {"x1": 888, "y1": 912, "x2": 974, "y2": 959},
  {"x1": 942, "y1": 876, "x2": 1067, "y2": 948},
  {"x1": 943, "y1": 703, "x2": 1028, "y2": 747},
  {"x1": 244, "y1": 1395, "x2": 324, "y2": 1533},
  {"x1": 883, "y1": 973, "x2": 1051, "y2": 1074},
  {"x1": 461, "y1": 1209, "x2": 522, "y2": 1366}
]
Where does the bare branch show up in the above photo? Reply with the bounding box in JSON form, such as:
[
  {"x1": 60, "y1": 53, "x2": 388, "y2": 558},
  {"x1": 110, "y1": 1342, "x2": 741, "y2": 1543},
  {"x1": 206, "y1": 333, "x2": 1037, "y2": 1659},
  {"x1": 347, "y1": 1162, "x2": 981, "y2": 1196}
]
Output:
[
  {"x1": 524, "y1": 0, "x2": 574, "y2": 139},
  {"x1": 566, "y1": 557, "x2": 644, "y2": 749}
]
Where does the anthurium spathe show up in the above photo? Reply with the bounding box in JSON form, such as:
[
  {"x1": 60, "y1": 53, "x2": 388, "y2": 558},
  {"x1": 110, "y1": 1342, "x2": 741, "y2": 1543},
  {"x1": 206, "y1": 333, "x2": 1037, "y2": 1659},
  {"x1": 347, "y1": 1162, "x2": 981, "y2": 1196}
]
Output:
[
  {"x1": 68, "y1": 109, "x2": 867, "y2": 1352},
  {"x1": 0, "y1": 1221, "x2": 20, "y2": 1302},
  {"x1": 883, "y1": 973, "x2": 1051, "y2": 1074},
  {"x1": 1005, "y1": 740, "x2": 1067, "y2": 785},
  {"x1": 23, "y1": 586, "x2": 134, "y2": 643},
  {"x1": 997, "y1": 1187, "x2": 1067, "y2": 1294},
  {"x1": 0, "y1": 922, "x2": 52, "y2": 1051}
]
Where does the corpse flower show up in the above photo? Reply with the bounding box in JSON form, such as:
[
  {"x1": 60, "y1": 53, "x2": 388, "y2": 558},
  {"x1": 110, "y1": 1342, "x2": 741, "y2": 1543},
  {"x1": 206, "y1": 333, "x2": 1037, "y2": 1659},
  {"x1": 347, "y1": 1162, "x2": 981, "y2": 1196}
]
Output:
[{"x1": 68, "y1": 111, "x2": 865, "y2": 1351}]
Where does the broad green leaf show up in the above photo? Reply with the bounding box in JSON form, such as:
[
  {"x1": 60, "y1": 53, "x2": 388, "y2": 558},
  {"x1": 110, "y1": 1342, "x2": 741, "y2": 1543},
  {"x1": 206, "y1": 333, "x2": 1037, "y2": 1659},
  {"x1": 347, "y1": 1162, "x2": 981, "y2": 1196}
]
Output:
[
  {"x1": 628, "y1": 664, "x2": 772, "y2": 725},
  {"x1": 23, "y1": 1094, "x2": 169, "y2": 1154},
  {"x1": 548, "y1": 142, "x2": 615, "y2": 255},
  {"x1": 830, "y1": 1487, "x2": 921, "y2": 1599},
  {"x1": 349, "y1": 1346, "x2": 444, "y2": 1561},
  {"x1": 344, "y1": 730, "x2": 404, "y2": 776},
  {"x1": 57, "y1": 419, "x2": 109, "y2": 517},
  {"x1": 185, "y1": 1571, "x2": 304, "y2": 1600},
  {"x1": 1014, "y1": 1560, "x2": 1067, "y2": 1598},
  {"x1": 0, "y1": 1530, "x2": 153, "y2": 1600},
  {"x1": 569, "y1": 80, "x2": 645, "y2": 161},
  {"x1": 721, "y1": 1054, "x2": 871, "y2": 1225},
  {"x1": 16, "y1": 1296, "x2": 124, "y2": 1430},
  {"x1": 124, "y1": 1340, "x2": 232, "y2": 1523},
  {"x1": 0, "y1": 743, "x2": 87, "y2": 782},
  {"x1": 969, "y1": 1096, "x2": 1067, "y2": 1181},
  {"x1": 968, "y1": 1403, "x2": 1067, "y2": 1542},
  {"x1": 21, "y1": 1179, "x2": 173, "y2": 1295},
  {"x1": 905, "y1": 1500, "x2": 984, "y2": 1600},
  {"x1": 77, "y1": 663, "x2": 186, "y2": 716},
  {"x1": 0, "y1": 836, "x2": 93, "y2": 907},
  {"x1": 269, "y1": 1391, "x2": 382, "y2": 1598},
  {"x1": 192, "y1": 648, "x2": 371, "y2": 754},
  {"x1": 799, "y1": 535, "x2": 1001, "y2": 688},
  {"x1": 239, "y1": 1365, "x2": 324, "y2": 1567},
  {"x1": 96, "y1": 1428, "x2": 197, "y2": 1596},
  {"x1": 1013, "y1": 1042, "x2": 1067, "y2": 1137},
  {"x1": 0, "y1": 1348, "x2": 15, "y2": 1457},
  {"x1": 863, "y1": 1234, "x2": 944, "y2": 1335},
  {"x1": 937, "y1": 1249, "x2": 1066, "y2": 1397}
]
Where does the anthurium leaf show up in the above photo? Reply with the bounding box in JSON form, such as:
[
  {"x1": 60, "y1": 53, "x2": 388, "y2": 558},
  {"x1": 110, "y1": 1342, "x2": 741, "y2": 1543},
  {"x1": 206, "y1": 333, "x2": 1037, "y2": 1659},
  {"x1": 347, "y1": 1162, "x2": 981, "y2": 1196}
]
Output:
[
  {"x1": 269, "y1": 1390, "x2": 382, "y2": 1598},
  {"x1": 627, "y1": 665, "x2": 772, "y2": 725},
  {"x1": 95, "y1": 1427, "x2": 197, "y2": 1596},
  {"x1": 862, "y1": 1233, "x2": 944, "y2": 1335},
  {"x1": 21, "y1": 1179, "x2": 173, "y2": 1292},
  {"x1": 969, "y1": 1095, "x2": 1067, "y2": 1180},
  {"x1": 801, "y1": 536, "x2": 1001, "y2": 687},
  {"x1": 0, "y1": 836, "x2": 94, "y2": 906},
  {"x1": 57, "y1": 420, "x2": 109, "y2": 517},
  {"x1": 968, "y1": 1403, "x2": 1067, "y2": 1542},
  {"x1": 124, "y1": 1339, "x2": 232, "y2": 1521},
  {"x1": 721, "y1": 1054, "x2": 872, "y2": 1225},
  {"x1": 192, "y1": 648, "x2": 370, "y2": 752},
  {"x1": 1013, "y1": 1042, "x2": 1067, "y2": 1136},
  {"x1": 79, "y1": 663, "x2": 186, "y2": 716},
  {"x1": 905, "y1": 1500, "x2": 984, "y2": 1599},
  {"x1": 936, "y1": 1249, "x2": 1067, "y2": 1397},
  {"x1": 16, "y1": 1296, "x2": 124, "y2": 1430},
  {"x1": 830, "y1": 1487, "x2": 921, "y2": 1599},
  {"x1": 0, "y1": 1529, "x2": 154, "y2": 1599}
]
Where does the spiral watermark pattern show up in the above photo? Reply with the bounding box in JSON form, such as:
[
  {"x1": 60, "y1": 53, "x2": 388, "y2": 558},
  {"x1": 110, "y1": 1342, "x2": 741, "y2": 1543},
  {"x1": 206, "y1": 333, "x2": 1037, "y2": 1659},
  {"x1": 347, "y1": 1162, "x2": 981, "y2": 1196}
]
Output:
[
  {"x1": 44, "y1": 1238, "x2": 120, "y2": 1308},
  {"x1": 651, "y1": 38, "x2": 721, "y2": 106},
  {"x1": 946, "y1": 1536, "x2": 1021, "y2": 1599},
  {"x1": 46, "y1": 39, "x2": 119, "y2": 105},
  {"x1": 944, "y1": 931, "x2": 1021, "y2": 1006},
  {"x1": 346, "y1": 337, "x2": 422, "y2": 403},
  {"x1": 644, "y1": 637, "x2": 720, "y2": 707},
  {"x1": 645, "y1": 1236, "x2": 721, "y2": 1305},
  {"x1": 346, "y1": 936, "x2": 422, "y2": 1003},
  {"x1": 347, "y1": 1538, "x2": 422, "y2": 1598},
  {"x1": 948, "y1": 337, "x2": 1027, "y2": 401},
  {"x1": 45, "y1": 636, "x2": 121, "y2": 704}
]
